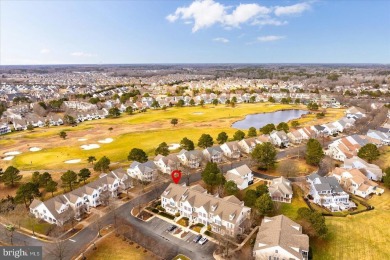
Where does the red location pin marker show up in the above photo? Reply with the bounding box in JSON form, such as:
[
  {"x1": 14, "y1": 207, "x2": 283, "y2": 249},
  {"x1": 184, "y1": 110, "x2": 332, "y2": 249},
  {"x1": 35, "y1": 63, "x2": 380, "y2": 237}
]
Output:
[{"x1": 171, "y1": 170, "x2": 182, "y2": 184}]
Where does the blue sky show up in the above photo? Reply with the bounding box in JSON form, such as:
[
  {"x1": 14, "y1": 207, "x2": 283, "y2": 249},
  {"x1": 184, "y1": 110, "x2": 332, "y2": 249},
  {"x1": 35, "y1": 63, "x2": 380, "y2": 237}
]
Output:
[{"x1": 1, "y1": 0, "x2": 389, "y2": 65}]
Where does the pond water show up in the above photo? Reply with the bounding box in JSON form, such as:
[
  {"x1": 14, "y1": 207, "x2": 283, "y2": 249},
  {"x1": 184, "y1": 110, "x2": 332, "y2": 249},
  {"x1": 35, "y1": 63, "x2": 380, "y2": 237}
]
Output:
[{"x1": 232, "y1": 109, "x2": 308, "y2": 129}]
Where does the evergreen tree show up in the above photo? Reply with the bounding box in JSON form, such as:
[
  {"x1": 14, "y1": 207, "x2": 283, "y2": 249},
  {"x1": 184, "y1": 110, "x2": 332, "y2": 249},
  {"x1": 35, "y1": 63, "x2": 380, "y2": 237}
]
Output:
[
  {"x1": 247, "y1": 127, "x2": 257, "y2": 137},
  {"x1": 180, "y1": 137, "x2": 195, "y2": 151},
  {"x1": 216, "y1": 132, "x2": 228, "y2": 144},
  {"x1": 198, "y1": 134, "x2": 214, "y2": 148},
  {"x1": 1, "y1": 166, "x2": 22, "y2": 187},
  {"x1": 61, "y1": 170, "x2": 78, "y2": 191},
  {"x1": 251, "y1": 142, "x2": 277, "y2": 170},
  {"x1": 358, "y1": 143, "x2": 380, "y2": 163},
  {"x1": 233, "y1": 130, "x2": 245, "y2": 141},
  {"x1": 306, "y1": 138, "x2": 324, "y2": 166},
  {"x1": 128, "y1": 148, "x2": 148, "y2": 162},
  {"x1": 155, "y1": 142, "x2": 170, "y2": 156}
]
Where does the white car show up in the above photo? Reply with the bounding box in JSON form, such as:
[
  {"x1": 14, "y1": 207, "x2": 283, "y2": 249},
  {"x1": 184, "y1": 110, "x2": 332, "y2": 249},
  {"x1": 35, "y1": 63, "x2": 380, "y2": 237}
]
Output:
[{"x1": 198, "y1": 237, "x2": 208, "y2": 245}]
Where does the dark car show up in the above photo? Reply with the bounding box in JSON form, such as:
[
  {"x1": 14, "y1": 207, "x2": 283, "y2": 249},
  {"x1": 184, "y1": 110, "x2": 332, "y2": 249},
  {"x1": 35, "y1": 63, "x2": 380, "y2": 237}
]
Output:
[
  {"x1": 193, "y1": 234, "x2": 202, "y2": 243},
  {"x1": 167, "y1": 225, "x2": 177, "y2": 232}
]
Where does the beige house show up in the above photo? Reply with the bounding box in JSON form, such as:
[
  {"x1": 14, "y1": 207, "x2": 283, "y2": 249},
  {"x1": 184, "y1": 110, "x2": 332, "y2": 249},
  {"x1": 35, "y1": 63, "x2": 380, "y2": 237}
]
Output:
[
  {"x1": 268, "y1": 177, "x2": 293, "y2": 203},
  {"x1": 161, "y1": 183, "x2": 251, "y2": 237},
  {"x1": 253, "y1": 215, "x2": 309, "y2": 260},
  {"x1": 330, "y1": 167, "x2": 382, "y2": 198}
]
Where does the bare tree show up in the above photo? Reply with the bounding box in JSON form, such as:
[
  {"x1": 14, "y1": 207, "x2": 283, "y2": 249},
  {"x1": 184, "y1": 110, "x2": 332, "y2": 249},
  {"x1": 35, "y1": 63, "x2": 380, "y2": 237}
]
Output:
[
  {"x1": 47, "y1": 235, "x2": 70, "y2": 260},
  {"x1": 278, "y1": 159, "x2": 300, "y2": 177}
]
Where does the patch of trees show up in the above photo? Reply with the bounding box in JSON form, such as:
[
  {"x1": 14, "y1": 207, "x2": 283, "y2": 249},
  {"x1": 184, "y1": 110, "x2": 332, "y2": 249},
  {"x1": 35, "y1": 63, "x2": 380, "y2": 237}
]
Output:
[
  {"x1": 13, "y1": 96, "x2": 31, "y2": 104},
  {"x1": 180, "y1": 137, "x2": 194, "y2": 151},
  {"x1": 201, "y1": 162, "x2": 225, "y2": 193},
  {"x1": 155, "y1": 142, "x2": 170, "y2": 156},
  {"x1": 0, "y1": 102, "x2": 6, "y2": 118},
  {"x1": 383, "y1": 168, "x2": 390, "y2": 189},
  {"x1": 93, "y1": 156, "x2": 111, "y2": 172},
  {"x1": 247, "y1": 127, "x2": 257, "y2": 137},
  {"x1": 307, "y1": 102, "x2": 319, "y2": 111},
  {"x1": 260, "y1": 123, "x2": 276, "y2": 135},
  {"x1": 198, "y1": 134, "x2": 214, "y2": 148},
  {"x1": 108, "y1": 107, "x2": 121, "y2": 118},
  {"x1": 128, "y1": 148, "x2": 148, "y2": 162},
  {"x1": 357, "y1": 143, "x2": 380, "y2": 163},
  {"x1": 244, "y1": 184, "x2": 268, "y2": 207},
  {"x1": 251, "y1": 142, "x2": 277, "y2": 170},
  {"x1": 233, "y1": 130, "x2": 245, "y2": 141},
  {"x1": 217, "y1": 132, "x2": 228, "y2": 144},
  {"x1": 49, "y1": 98, "x2": 67, "y2": 112},
  {"x1": 0, "y1": 166, "x2": 22, "y2": 187},
  {"x1": 297, "y1": 207, "x2": 328, "y2": 238},
  {"x1": 276, "y1": 122, "x2": 289, "y2": 133}
]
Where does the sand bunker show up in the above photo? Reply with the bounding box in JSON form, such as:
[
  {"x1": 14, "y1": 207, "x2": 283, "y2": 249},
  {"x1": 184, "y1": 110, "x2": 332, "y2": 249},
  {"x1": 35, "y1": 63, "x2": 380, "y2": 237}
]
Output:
[
  {"x1": 80, "y1": 144, "x2": 100, "y2": 150},
  {"x1": 4, "y1": 151, "x2": 21, "y2": 156},
  {"x1": 3, "y1": 156, "x2": 14, "y2": 161},
  {"x1": 29, "y1": 147, "x2": 42, "y2": 152},
  {"x1": 78, "y1": 138, "x2": 88, "y2": 141},
  {"x1": 98, "y1": 138, "x2": 113, "y2": 144},
  {"x1": 168, "y1": 143, "x2": 180, "y2": 150},
  {"x1": 193, "y1": 112, "x2": 204, "y2": 115},
  {"x1": 64, "y1": 159, "x2": 81, "y2": 164}
]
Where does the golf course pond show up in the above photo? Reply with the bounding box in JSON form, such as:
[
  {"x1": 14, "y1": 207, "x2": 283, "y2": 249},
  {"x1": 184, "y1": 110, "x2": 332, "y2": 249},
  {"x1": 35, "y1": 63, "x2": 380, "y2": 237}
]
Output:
[{"x1": 232, "y1": 109, "x2": 308, "y2": 129}]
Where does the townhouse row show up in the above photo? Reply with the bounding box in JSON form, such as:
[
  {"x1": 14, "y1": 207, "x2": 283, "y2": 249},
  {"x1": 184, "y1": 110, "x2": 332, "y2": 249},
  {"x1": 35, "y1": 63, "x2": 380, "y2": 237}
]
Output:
[{"x1": 30, "y1": 169, "x2": 132, "y2": 226}]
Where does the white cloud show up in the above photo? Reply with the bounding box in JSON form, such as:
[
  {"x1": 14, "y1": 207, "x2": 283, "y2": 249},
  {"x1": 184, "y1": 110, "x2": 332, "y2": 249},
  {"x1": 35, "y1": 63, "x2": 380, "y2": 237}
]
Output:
[
  {"x1": 224, "y1": 3, "x2": 271, "y2": 27},
  {"x1": 213, "y1": 37, "x2": 229, "y2": 43},
  {"x1": 167, "y1": 0, "x2": 313, "y2": 32},
  {"x1": 167, "y1": 0, "x2": 226, "y2": 32},
  {"x1": 40, "y1": 48, "x2": 51, "y2": 54},
  {"x1": 257, "y1": 35, "x2": 285, "y2": 42},
  {"x1": 71, "y1": 52, "x2": 96, "y2": 57},
  {"x1": 252, "y1": 18, "x2": 288, "y2": 26},
  {"x1": 274, "y1": 3, "x2": 311, "y2": 16},
  {"x1": 167, "y1": 0, "x2": 273, "y2": 32}
]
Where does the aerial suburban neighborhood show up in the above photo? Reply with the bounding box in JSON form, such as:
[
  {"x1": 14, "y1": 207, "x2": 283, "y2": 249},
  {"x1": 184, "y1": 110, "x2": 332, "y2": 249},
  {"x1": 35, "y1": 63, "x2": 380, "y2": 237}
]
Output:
[{"x1": 1, "y1": 0, "x2": 389, "y2": 260}]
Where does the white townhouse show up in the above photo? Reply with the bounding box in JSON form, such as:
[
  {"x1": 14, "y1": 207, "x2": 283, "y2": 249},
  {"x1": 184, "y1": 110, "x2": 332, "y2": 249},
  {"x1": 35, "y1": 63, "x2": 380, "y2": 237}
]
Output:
[
  {"x1": 330, "y1": 168, "x2": 381, "y2": 198},
  {"x1": 202, "y1": 146, "x2": 224, "y2": 163},
  {"x1": 268, "y1": 177, "x2": 293, "y2": 203},
  {"x1": 12, "y1": 119, "x2": 28, "y2": 131},
  {"x1": 332, "y1": 117, "x2": 355, "y2": 133},
  {"x1": 0, "y1": 123, "x2": 11, "y2": 135},
  {"x1": 345, "y1": 106, "x2": 366, "y2": 119},
  {"x1": 321, "y1": 122, "x2": 339, "y2": 136},
  {"x1": 127, "y1": 160, "x2": 158, "y2": 181},
  {"x1": 253, "y1": 215, "x2": 309, "y2": 260},
  {"x1": 225, "y1": 164, "x2": 254, "y2": 190},
  {"x1": 343, "y1": 156, "x2": 384, "y2": 181},
  {"x1": 30, "y1": 172, "x2": 122, "y2": 225},
  {"x1": 287, "y1": 130, "x2": 304, "y2": 144},
  {"x1": 29, "y1": 197, "x2": 73, "y2": 226},
  {"x1": 367, "y1": 129, "x2": 390, "y2": 145},
  {"x1": 238, "y1": 138, "x2": 262, "y2": 154},
  {"x1": 270, "y1": 130, "x2": 289, "y2": 148},
  {"x1": 154, "y1": 154, "x2": 181, "y2": 174},
  {"x1": 161, "y1": 183, "x2": 251, "y2": 237},
  {"x1": 220, "y1": 141, "x2": 241, "y2": 159},
  {"x1": 307, "y1": 172, "x2": 355, "y2": 212},
  {"x1": 177, "y1": 149, "x2": 203, "y2": 168}
]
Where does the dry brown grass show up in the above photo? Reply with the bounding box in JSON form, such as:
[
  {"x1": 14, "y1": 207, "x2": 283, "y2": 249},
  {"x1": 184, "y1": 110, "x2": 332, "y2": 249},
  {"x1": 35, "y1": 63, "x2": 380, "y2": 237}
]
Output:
[{"x1": 85, "y1": 232, "x2": 159, "y2": 260}]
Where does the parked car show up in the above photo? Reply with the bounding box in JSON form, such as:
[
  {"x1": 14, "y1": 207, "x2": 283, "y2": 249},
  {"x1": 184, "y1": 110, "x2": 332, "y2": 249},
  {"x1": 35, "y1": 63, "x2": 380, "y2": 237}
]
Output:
[
  {"x1": 167, "y1": 225, "x2": 177, "y2": 232},
  {"x1": 198, "y1": 237, "x2": 208, "y2": 245},
  {"x1": 193, "y1": 234, "x2": 202, "y2": 243}
]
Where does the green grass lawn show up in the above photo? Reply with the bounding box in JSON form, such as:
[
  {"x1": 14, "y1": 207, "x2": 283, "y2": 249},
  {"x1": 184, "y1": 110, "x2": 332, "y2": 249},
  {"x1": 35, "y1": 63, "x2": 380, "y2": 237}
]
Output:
[
  {"x1": 278, "y1": 184, "x2": 309, "y2": 221},
  {"x1": 374, "y1": 146, "x2": 390, "y2": 169},
  {"x1": 312, "y1": 185, "x2": 390, "y2": 260},
  {"x1": 20, "y1": 218, "x2": 54, "y2": 236},
  {"x1": 4, "y1": 103, "x2": 343, "y2": 172}
]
